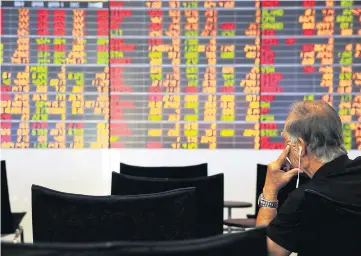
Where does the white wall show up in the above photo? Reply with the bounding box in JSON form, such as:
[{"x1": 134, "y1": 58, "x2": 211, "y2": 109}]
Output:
[{"x1": 1, "y1": 149, "x2": 360, "y2": 242}]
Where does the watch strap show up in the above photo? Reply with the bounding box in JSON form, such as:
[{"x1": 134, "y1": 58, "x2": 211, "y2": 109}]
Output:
[{"x1": 258, "y1": 193, "x2": 278, "y2": 208}]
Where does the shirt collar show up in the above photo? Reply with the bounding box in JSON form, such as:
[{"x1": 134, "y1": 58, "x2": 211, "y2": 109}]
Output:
[{"x1": 312, "y1": 154, "x2": 350, "y2": 179}]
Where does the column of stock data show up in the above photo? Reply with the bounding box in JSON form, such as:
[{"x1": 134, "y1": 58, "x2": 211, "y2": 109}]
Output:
[
  {"x1": 1, "y1": 0, "x2": 360, "y2": 149},
  {"x1": 259, "y1": 0, "x2": 361, "y2": 150},
  {"x1": 1, "y1": 1, "x2": 110, "y2": 148}
]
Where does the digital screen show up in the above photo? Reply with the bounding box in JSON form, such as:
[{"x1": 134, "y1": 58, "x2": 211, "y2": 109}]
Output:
[{"x1": 1, "y1": 0, "x2": 360, "y2": 149}]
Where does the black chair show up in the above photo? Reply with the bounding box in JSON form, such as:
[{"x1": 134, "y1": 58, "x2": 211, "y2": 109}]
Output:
[
  {"x1": 32, "y1": 185, "x2": 196, "y2": 243},
  {"x1": 2, "y1": 227, "x2": 267, "y2": 256},
  {"x1": 1, "y1": 160, "x2": 26, "y2": 242},
  {"x1": 120, "y1": 162, "x2": 208, "y2": 179},
  {"x1": 298, "y1": 189, "x2": 361, "y2": 256},
  {"x1": 111, "y1": 172, "x2": 224, "y2": 238},
  {"x1": 224, "y1": 164, "x2": 309, "y2": 229}
]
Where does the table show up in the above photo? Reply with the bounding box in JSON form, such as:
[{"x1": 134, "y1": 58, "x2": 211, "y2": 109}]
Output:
[
  {"x1": 223, "y1": 201, "x2": 252, "y2": 233},
  {"x1": 223, "y1": 218, "x2": 257, "y2": 229}
]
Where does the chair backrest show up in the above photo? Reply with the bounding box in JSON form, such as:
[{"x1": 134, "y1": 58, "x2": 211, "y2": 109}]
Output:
[
  {"x1": 255, "y1": 164, "x2": 309, "y2": 216},
  {"x1": 2, "y1": 227, "x2": 267, "y2": 256},
  {"x1": 299, "y1": 190, "x2": 361, "y2": 255},
  {"x1": 32, "y1": 185, "x2": 196, "y2": 243},
  {"x1": 111, "y1": 172, "x2": 224, "y2": 238},
  {"x1": 120, "y1": 162, "x2": 208, "y2": 179},
  {"x1": 1, "y1": 160, "x2": 15, "y2": 234}
]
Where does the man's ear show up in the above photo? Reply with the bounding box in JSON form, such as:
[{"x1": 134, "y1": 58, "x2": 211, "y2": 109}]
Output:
[{"x1": 297, "y1": 137, "x2": 306, "y2": 157}]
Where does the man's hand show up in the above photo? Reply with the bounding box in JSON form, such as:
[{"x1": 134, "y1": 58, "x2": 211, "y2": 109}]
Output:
[
  {"x1": 257, "y1": 146, "x2": 301, "y2": 256},
  {"x1": 263, "y1": 146, "x2": 301, "y2": 201}
]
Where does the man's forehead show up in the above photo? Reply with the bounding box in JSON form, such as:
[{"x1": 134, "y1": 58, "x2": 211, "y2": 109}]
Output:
[{"x1": 282, "y1": 112, "x2": 296, "y2": 138}]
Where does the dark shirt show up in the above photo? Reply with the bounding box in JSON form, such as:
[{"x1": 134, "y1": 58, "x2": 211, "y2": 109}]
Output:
[{"x1": 267, "y1": 154, "x2": 361, "y2": 253}]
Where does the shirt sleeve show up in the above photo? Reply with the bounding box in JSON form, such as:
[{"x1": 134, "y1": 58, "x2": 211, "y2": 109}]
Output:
[{"x1": 267, "y1": 189, "x2": 305, "y2": 253}]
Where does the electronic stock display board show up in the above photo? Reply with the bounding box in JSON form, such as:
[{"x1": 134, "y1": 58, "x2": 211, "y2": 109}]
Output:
[{"x1": 1, "y1": 0, "x2": 360, "y2": 149}]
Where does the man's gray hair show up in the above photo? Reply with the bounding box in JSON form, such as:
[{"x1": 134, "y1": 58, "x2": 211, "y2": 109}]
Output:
[{"x1": 284, "y1": 100, "x2": 347, "y2": 163}]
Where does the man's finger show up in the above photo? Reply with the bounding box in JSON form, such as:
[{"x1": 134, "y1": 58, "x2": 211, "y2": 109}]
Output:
[
  {"x1": 276, "y1": 145, "x2": 290, "y2": 164},
  {"x1": 285, "y1": 168, "x2": 302, "y2": 179}
]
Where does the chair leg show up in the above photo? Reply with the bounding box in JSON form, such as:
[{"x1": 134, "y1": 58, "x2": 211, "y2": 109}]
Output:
[
  {"x1": 227, "y1": 208, "x2": 232, "y2": 233},
  {"x1": 13, "y1": 226, "x2": 24, "y2": 243},
  {"x1": 21, "y1": 228, "x2": 24, "y2": 243}
]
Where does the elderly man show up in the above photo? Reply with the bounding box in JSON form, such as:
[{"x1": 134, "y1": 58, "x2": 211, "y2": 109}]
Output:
[{"x1": 256, "y1": 100, "x2": 361, "y2": 255}]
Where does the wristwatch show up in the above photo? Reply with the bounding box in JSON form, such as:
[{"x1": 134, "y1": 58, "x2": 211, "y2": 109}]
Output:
[{"x1": 258, "y1": 193, "x2": 278, "y2": 208}]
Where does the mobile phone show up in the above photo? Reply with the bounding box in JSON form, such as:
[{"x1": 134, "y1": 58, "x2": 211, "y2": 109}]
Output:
[{"x1": 281, "y1": 157, "x2": 294, "y2": 171}]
